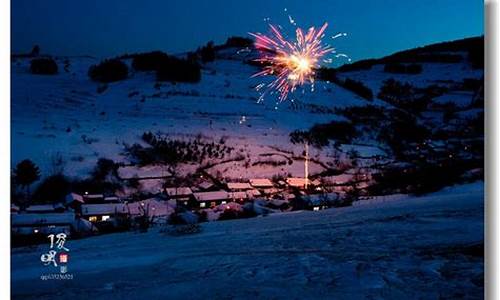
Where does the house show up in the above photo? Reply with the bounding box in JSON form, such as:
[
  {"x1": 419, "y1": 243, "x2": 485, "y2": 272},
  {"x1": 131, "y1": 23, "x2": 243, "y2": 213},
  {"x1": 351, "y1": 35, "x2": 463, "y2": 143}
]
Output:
[
  {"x1": 226, "y1": 182, "x2": 252, "y2": 191},
  {"x1": 11, "y1": 204, "x2": 20, "y2": 213},
  {"x1": 82, "y1": 193, "x2": 105, "y2": 204},
  {"x1": 65, "y1": 193, "x2": 85, "y2": 212},
  {"x1": 302, "y1": 193, "x2": 339, "y2": 211},
  {"x1": 165, "y1": 187, "x2": 194, "y2": 207},
  {"x1": 193, "y1": 191, "x2": 231, "y2": 208},
  {"x1": 81, "y1": 203, "x2": 128, "y2": 222},
  {"x1": 11, "y1": 212, "x2": 76, "y2": 236},
  {"x1": 249, "y1": 178, "x2": 274, "y2": 189},
  {"x1": 229, "y1": 191, "x2": 248, "y2": 202},
  {"x1": 125, "y1": 198, "x2": 175, "y2": 220}
]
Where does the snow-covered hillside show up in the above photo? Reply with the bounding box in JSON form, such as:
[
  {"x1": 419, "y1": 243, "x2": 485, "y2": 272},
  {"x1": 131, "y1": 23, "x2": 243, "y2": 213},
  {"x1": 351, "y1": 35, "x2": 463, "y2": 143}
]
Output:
[
  {"x1": 11, "y1": 182, "x2": 484, "y2": 299},
  {"x1": 11, "y1": 38, "x2": 484, "y2": 194}
]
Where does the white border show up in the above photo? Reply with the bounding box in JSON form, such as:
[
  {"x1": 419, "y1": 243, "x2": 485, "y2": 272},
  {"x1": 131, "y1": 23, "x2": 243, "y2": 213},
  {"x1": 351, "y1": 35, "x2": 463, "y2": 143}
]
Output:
[
  {"x1": 0, "y1": 0, "x2": 10, "y2": 299},
  {"x1": 485, "y1": 1, "x2": 499, "y2": 299},
  {"x1": 1, "y1": 1, "x2": 497, "y2": 299}
]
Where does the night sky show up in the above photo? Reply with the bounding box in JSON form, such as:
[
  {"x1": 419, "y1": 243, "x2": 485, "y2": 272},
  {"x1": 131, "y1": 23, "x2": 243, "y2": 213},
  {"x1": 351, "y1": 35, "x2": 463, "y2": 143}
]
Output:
[{"x1": 12, "y1": 0, "x2": 483, "y2": 63}]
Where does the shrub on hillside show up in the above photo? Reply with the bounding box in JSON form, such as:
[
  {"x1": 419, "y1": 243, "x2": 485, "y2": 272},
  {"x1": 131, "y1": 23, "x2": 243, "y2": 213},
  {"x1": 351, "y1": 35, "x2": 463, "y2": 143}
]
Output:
[
  {"x1": 225, "y1": 36, "x2": 253, "y2": 48},
  {"x1": 384, "y1": 63, "x2": 422, "y2": 74},
  {"x1": 88, "y1": 59, "x2": 128, "y2": 83},
  {"x1": 316, "y1": 68, "x2": 373, "y2": 101},
  {"x1": 30, "y1": 58, "x2": 58, "y2": 75},
  {"x1": 132, "y1": 51, "x2": 169, "y2": 71},
  {"x1": 199, "y1": 41, "x2": 216, "y2": 63},
  {"x1": 32, "y1": 174, "x2": 72, "y2": 204},
  {"x1": 156, "y1": 56, "x2": 201, "y2": 83},
  {"x1": 342, "y1": 78, "x2": 373, "y2": 101},
  {"x1": 290, "y1": 120, "x2": 356, "y2": 148}
]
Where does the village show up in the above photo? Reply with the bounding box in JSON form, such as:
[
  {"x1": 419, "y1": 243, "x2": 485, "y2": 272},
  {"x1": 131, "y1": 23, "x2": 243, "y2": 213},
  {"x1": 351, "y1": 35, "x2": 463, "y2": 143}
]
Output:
[{"x1": 11, "y1": 168, "x2": 363, "y2": 246}]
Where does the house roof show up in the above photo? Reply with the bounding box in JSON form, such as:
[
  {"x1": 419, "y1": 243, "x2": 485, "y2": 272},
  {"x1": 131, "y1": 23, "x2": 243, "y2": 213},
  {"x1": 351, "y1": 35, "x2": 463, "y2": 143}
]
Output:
[
  {"x1": 165, "y1": 187, "x2": 193, "y2": 197},
  {"x1": 229, "y1": 191, "x2": 248, "y2": 199},
  {"x1": 249, "y1": 178, "x2": 273, "y2": 187},
  {"x1": 25, "y1": 204, "x2": 59, "y2": 213},
  {"x1": 198, "y1": 181, "x2": 214, "y2": 190},
  {"x1": 193, "y1": 191, "x2": 230, "y2": 202},
  {"x1": 84, "y1": 194, "x2": 104, "y2": 199},
  {"x1": 286, "y1": 177, "x2": 311, "y2": 187},
  {"x1": 226, "y1": 182, "x2": 252, "y2": 190},
  {"x1": 246, "y1": 189, "x2": 261, "y2": 197},
  {"x1": 65, "y1": 193, "x2": 84, "y2": 204},
  {"x1": 81, "y1": 204, "x2": 128, "y2": 216},
  {"x1": 12, "y1": 213, "x2": 76, "y2": 226}
]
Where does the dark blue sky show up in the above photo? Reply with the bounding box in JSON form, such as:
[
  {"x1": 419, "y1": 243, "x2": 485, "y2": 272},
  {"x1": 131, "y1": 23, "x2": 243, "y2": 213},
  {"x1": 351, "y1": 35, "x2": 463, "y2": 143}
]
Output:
[{"x1": 12, "y1": 0, "x2": 483, "y2": 63}]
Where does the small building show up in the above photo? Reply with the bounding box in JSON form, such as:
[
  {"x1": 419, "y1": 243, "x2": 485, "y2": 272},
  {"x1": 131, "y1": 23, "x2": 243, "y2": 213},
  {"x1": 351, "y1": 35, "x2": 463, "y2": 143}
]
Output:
[
  {"x1": 226, "y1": 182, "x2": 252, "y2": 191},
  {"x1": 165, "y1": 187, "x2": 194, "y2": 207},
  {"x1": 193, "y1": 191, "x2": 231, "y2": 208},
  {"x1": 81, "y1": 203, "x2": 128, "y2": 222},
  {"x1": 229, "y1": 191, "x2": 249, "y2": 202},
  {"x1": 303, "y1": 193, "x2": 339, "y2": 211},
  {"x1": 83, "y1": 193, "x2": 105, "y2": 204},
  {"x1": 65, "y1": 193, "x2": 85, "y2": 212},
  {"x1": 12, "y1": 212, "x2": 76, "y2": 236}
]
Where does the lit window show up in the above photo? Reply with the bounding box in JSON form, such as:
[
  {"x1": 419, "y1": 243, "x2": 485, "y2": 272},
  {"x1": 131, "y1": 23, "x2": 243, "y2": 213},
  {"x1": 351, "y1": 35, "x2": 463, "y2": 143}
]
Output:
[
  {"x1": 221, "y1": 201, "x2": 227, "y2": 204},
  {"x1": 313, "y1": 207, "x2": 320, "y2": 211},
  {"x1": 33, "y1": 229, "x2": 39, "y2": 233},
  {"x1": 200, "y1": 202, "x2": 206, "y2": 208},
  {"x1": 101, "y1": 215, "x2": 110, "y2": 221},
  {"x1": 89, "y1": 216, "x2": 98, "y2": 222}
]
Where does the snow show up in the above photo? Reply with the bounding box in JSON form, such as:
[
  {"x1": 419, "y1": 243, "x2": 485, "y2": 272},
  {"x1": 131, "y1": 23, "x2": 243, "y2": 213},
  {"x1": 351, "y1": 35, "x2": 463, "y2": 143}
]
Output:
[
  {"x1": 11, "y1": 182, "x2": 483, "y2": 299},
  {"x1": 117, "y1": 165, "x2": 171, "y2": 179}
]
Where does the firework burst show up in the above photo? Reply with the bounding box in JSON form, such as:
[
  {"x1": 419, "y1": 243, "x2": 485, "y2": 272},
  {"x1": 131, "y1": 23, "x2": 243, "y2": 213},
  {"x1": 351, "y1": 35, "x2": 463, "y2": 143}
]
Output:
[{"x1": 250, "y1": 22, "x2": 339, "y2": 103}]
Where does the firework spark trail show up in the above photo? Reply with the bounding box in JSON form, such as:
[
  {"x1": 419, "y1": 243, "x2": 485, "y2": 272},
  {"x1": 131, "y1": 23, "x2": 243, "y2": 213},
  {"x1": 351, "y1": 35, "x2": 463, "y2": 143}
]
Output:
[{"x1": 250, "y1": 22, "x2": 339, "y2": 103}]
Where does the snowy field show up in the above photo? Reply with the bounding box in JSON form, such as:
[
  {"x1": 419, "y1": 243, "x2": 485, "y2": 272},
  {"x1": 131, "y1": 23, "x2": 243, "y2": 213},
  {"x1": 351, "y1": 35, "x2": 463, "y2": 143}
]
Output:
[
  {"x1": 11, "y1": 48, "x2": 482, "y2": 184},
  {"x1": 11, "y1": 182, "x2": 484, "y2": 299}
]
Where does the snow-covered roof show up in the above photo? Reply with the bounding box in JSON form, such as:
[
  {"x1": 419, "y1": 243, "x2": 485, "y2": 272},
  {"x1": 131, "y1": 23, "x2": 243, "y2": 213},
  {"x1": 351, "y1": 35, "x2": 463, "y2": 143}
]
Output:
[
  {"x1": 11, "y1": 204, "x2": 20, "y2": 212},
  {"x1": 81, "y1": 204, "x2": 128, "y2": 216},
  {"x1": 12, "y1": 213, "x2": 76, "y2": 226},
  {"x1": 249, "y1": 178, "x2": 273, "y2": 188},
  {"x1": 165, "y1": 187, "x2": 193, "y2": 197},
  {"x1": 104, "y1": 196, "x2": 120, "y2": 202},
  {"x1": 262, "y1": 188, "x2": 280, "y2": 194},
  {"x1": 66, "y1": 193, "x2": 84, "y2": 204},
  {"x1": 118, "y1": 165, "x2": 171, "y2": 180},
  {"x1": 193, "y1": 191, "x2": 230, "y2": 202},
  {"x1": 25, "y1": 204, "x2": 59, "y2": 213},
  {"x1": 226, "y1": 182, "x2": 252, "y2": 190},
  {"x1": 229, "y1": 191, "x2": 248, "y2": 200},
  {"x1": 84, "y1": 194, "x2": 104, "y2": 199},
  {"x1": 246, "y1": 189, "x2": 261, "y2": 197},
  {"x1": 198, "y1": 181, "x2": 214, "y2": 190},
  {"x1": 286, "y1": 177, "x2": 310, "y2": 187}
]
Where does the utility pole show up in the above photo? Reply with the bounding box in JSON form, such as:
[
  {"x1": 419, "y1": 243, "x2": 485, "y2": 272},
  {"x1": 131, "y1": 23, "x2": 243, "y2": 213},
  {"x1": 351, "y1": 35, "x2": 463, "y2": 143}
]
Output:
[{"x1": 304, "y1": 142, "x2": 309, "y2": 190}]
